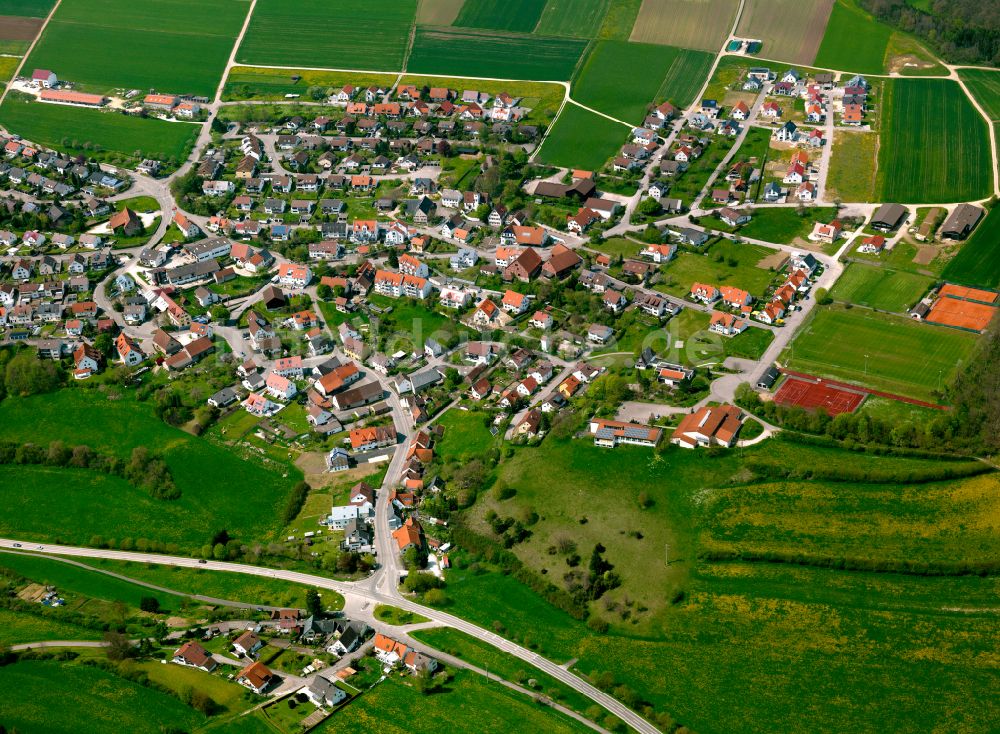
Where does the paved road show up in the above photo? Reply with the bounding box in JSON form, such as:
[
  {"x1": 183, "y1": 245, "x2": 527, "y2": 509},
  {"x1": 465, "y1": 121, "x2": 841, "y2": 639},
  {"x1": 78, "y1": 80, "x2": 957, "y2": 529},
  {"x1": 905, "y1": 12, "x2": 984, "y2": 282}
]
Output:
[{"x1": 0, "y1": 538, "x2": 661, "y2": 734}]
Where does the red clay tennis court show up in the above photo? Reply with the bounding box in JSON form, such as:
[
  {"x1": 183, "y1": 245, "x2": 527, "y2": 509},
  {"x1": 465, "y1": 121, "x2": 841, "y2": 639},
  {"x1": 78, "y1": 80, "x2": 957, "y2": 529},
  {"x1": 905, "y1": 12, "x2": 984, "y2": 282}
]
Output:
[
  {"x1": 926, "y1": 297, "x2": 997, "y2": 332},
  {"x1": 773, "y1": 375, "x2": 866, "y2": 416}
]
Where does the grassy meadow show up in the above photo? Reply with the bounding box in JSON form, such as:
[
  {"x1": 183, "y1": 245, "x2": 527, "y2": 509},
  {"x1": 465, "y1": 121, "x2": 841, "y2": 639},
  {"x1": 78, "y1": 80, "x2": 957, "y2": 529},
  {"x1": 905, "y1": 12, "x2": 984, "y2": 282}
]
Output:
[
  {"x1": 434, "y1": 409, "x2": 499, "y2": 463},
  {"x1": 0, "y1": 94, "x2": 198, "y2": 162},
  {"x1": 222, "y1": 66, "x2": 398, "y2": 101},
  {"x1": 877, "y1": 79, "x2": 992, "y2": 203},
  {"x1": 0, "y1": 0, "x2": 54, "y2": 14},
  {"x1": 740, "y1": 206, "x2": 839, "y2": 244},
  {"x1": 238, "y1": 0, "x2": 416, "y2": 71},
  {"x1": 783, "y1": 305, "x2": 977, "y2": 401},
  {"x1": 0, "y1": 389, "x2": 300, "y2": 550},
  {"x1": 829, "y1": 262, "x2": 933, "y2": 312},
  {"x1": 408, "y1": 27, "x2": 587, "y2": 80},
  {"x1": 24, "y1": 0, "x2": 247, "y2": 96},
  {"x1": 437, "y1": 433, "x2": 1000, "y2": 733},
  {"x1": 959, "y1": 69, "x2": 1000, "y2": 121},
  {"x1": 0, "y1": 607, "x2": 103, "y2": 646},
  {"x1": 826, "y1": 130, "x2": 879, "y2": 202},
  {"x1": 656, "y1": 239, "x2": 779, "y2": 299}
]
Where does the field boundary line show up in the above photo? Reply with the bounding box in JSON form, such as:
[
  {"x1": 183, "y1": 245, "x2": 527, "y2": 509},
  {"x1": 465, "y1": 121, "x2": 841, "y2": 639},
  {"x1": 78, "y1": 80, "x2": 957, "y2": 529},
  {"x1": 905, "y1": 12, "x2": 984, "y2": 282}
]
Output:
[{"x1": 0, "y1": 0, "x2": 62, "y2": 108}]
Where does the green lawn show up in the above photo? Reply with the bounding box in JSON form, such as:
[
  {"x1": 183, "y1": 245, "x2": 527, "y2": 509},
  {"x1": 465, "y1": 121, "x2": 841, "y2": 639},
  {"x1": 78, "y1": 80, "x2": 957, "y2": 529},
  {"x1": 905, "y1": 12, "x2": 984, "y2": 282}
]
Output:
[
  {"x1": 740, "y1": 207, "x2": 839, "y2": 244},
  {"x1": 24, "y1": 0, "x2": 247, "y2": 97},
  {"x1": 782, "y1": 305, "x2": 978, "y2": 402},
  {"x1": 0, "y1": 93, "x2": 199, "y2": 163},
  {"x1": 656, "y1": 239, "x2": 778, "y2": 299},
  {"x1": 813, "y1": 0, "x2": 891, "y2": 74},
  {"x1": 77, "y1": 559, "x2": 344, "y2": 610},
  {"x1": 0, "y1": 389, "x2": 300, "y2": 550},
  {"x1": 536, "y1": 103, "x2": 628, "y2": 169},
  {"x1": 132, "y1": 660, "x2": 249, "y2": 714},
  {"x1": 373, "y1": 604, "x2": 429, "y2": 625},
  {"x1": 597, "y1": 0, "x2": 643, "y2": 40},
  {"x1": 434, "y1": 409, "x2": 498, "y2": 462},
  {"x1": 237, "y1": 0, "x2": 416, "y2": 71},
  {"x1": 941, "y1": 205, "x2": 1000, "y2": 289},
  {"x1": 368, "y1": 294, "x2": 455, "y2": 349},
  {"x1": 408, "y1": 26, "x2": 587, "y2": 81},
  {"x1": 0, "y1": 552, "x2": 185, "y2": 610},
  {"x1": 0, "y1": 607, "x2": 103, "y2": 647},
  {"x1": 0, "y1": 660, "x2": 205, "y2": 733},
  {"x1": 320, "y1": 669, "x2": 592, "y2": 734},
  {"x1": 877, "y1": 79, "x2": 991, "y2": 204},
  {"x1": 829, "y1": 262, "x2": 933, "y2": 312},
  {"x1": 454, "y1": 0, "x2": 547, "y2": 32}
]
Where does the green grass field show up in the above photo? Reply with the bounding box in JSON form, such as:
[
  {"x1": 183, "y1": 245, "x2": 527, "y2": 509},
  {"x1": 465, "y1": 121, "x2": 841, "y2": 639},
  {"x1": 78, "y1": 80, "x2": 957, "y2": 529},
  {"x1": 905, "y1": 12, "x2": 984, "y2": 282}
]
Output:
[
  {"x1": 408, "y1": 27, "x2": 587, "y2": 80},
  {"x1": 0, "y1": 660, "x2": 205, "y2": 734},
  {"x1": 536, "y1": 103, "x2": 627, "y2": 169},
  {"x1": 0, "y1": 0, "x2": 53, "y2": 13},
  {"x1": 0, "y1": 389, "x2": 299, "y2": 550},
  {"x1": 657, "y1": 239, "x2": 778, "y2": 298},
  {"x1": 322, "y1": 669, "x2": 592, "y2": 734},
  {"x1": 238, "y1": 0, "x2": 415, "y2": 71},
  {"x1": 78, "y1": 559, "x2": 343, "y2": 610},
  {"x1": 814, "y1": 0, "x2": 891, "y2": 73},
  {"x1": 940, "y1": 205, "x2": 1000, "y2": 289},
  {"x1": 783, "y1": 305, "x2": 977, "y2": 401},
  {"x1": 0, "y1": 94, "x2": 198, "y2": 163},
  {"x1": 572, "y1": 41, "x2": 712, "y2": 123},
  {"x1": 222, "y1": 66, "x2": 399, "y2": 101},
  {"x1": 0, "y1": 55, "x2": 19, "y2": 84},
  {"x1": 434, "y1": 409, "x2": 498, "y2": 462},
  {"x1": 959, "y1": 69, "x2": 1000, "y2": 121},
  {"x1": 573, "y1": 40, "x2": 668, "y2": 123},
  {"x1": 373, "y1": 604, "x2": 429, "y2": 625},
  {"x1": 877, "y1": 79, "x2": 991, "y2": 204},
  {"x1": 24, "y1": 0, "x2": 247, "y2": 96},
  {"x1": 740, "y1": 206, "x2": 839, "y2": 244},
  {"x1": 438, "y1": 434, "x2": 1000, "y2": 733},
  {"x1": 0, "y1": 607, "x2": 103, "y2": 646},
  {"x1": 536, "y1": 0, "x2": 610, "y2": 37},
  {"x1": 826, "y1": 130, "x2": 879, "y2": 203},
  {"x1": 0, "y1": 552, "x2": 186, "y2": 610},
  {"x1": 454, "y1": 0, "x2": 547, "y2": 32},
  {"x1": 598, "y1": 0, "x2": 643, "y2": 39},
  {"x1": 829, "y1": 262, "x2": 933, "y2": 312}
]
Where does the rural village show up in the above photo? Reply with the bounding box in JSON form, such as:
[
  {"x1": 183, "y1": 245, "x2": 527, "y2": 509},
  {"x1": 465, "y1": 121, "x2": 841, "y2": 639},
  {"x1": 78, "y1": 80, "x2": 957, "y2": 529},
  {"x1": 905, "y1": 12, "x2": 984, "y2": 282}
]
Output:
[{"x1": 0, "y1": 1, "x2": 997, "y2": 734}]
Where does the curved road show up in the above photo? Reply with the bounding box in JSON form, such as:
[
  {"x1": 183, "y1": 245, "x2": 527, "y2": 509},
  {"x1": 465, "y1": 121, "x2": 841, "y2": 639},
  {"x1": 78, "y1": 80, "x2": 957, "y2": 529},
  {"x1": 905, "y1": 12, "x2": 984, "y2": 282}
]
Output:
[{"x1": 0, "y1": 538, "x2": 661, "y2": 734}]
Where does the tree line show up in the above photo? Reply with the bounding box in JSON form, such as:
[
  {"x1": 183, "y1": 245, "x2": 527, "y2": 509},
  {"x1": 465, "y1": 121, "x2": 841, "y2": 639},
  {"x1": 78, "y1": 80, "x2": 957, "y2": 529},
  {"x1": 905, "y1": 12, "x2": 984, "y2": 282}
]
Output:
[{"x1": 860, "y1": 0, "x2": 999, "y2": 65}]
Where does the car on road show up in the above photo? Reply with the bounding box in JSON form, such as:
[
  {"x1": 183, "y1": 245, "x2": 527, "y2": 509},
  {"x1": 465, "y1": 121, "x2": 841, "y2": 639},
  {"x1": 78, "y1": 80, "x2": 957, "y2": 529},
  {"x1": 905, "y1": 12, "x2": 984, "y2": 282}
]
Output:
[
  {"x1": 12, "y1": 543, "x2": 21, "y2": 547},
  {"x1": 198, "y1": 559, "x2": 207, "y2": 564}
]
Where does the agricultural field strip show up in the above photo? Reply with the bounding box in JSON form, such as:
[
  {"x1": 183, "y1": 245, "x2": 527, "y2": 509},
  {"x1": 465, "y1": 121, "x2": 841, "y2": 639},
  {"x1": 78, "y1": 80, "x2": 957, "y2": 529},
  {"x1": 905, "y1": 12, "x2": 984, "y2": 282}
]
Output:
[
  {"x1": 0, "y1": 539, "x2": 662, "y2": 734},
  {"x1": 0, "y1": 0, "x2": 58, "y2": 107}
]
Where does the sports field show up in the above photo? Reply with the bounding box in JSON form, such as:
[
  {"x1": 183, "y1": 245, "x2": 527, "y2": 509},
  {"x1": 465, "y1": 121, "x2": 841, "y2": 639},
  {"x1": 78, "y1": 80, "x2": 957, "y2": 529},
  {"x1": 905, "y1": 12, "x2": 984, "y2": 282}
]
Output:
[
  {"x1": 408, "y1": 27, "x2": 587, "y2": 80},
  {"x1": 0, "y1": 94, "x2": 198, "y2": 162},
  {"x1": 536, "y1": 0, "x2": 610, "y2": 37},
  {"x1": 572, "y1": 41, "x2": 711, "y2": 123},
  {"x1": 629, "y1": 0, "x2": 740, "y2": 51},
  {"x1": 238, "y1": 0, "x2": 416, "y2": 71},
  {"x1": 959, "y1": 69, "x2": 1000, "y2": 121},
  {"x1": 736, "y1": 0, "x2": 833, "y2": 65},
  {"x1": 877, "y1": 79, "x2": 991, "y2": 203},
  {"x1": 536, "y1": 103, "x2": 627, "y2": 169},
  {"x1": 829, "y1": 262, "x2": 932, "y2": 312},
  {"x1": 454, "y1": 0, "x2": 547, "y2": 32},
  {"x1": 814, "y1": 0, "x2": 891, "y2": 74},
  {"x1": 24, "y1": 0, "x2": 248, "y2": 97},
  {"x1": 926, "y1": 295, "x2": 997, "y2": 332},
  {"x1": 784, "y1": 306, "x2": 977, "y2": 402},
  {"x1": 941, "y1": 206, "x2": 1000, "y2": 289},
  {"x1": 773, "y1": 374, "x2": 866, "y2": 415}
]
